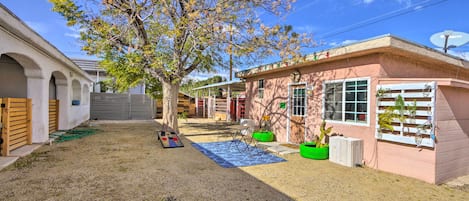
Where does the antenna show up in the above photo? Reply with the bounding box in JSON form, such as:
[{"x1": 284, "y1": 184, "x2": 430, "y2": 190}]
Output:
[{"x1": 430, "y1": 30, "x2": 469, "y2": 53}]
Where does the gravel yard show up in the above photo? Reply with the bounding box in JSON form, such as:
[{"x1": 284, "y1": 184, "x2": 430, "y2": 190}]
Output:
[{"x1": 0, "y1": 119, "x2": 467, "y2": 201}]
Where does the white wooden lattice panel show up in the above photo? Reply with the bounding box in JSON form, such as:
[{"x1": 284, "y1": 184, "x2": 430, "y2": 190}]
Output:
[{"x1": 375, "y1": 82, "x2": 436, "y2": 148}]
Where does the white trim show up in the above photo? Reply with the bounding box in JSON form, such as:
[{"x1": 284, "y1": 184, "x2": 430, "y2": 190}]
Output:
[
  {"x1": 325, "y1": 120, "x2": 370, "y2": 127},
  {"x1": 287, "y1": 82, "x2": 307, "y2": 143},
  {"x1": 382, "y1": 92, "x2": 434, "y2": 98},
  {"x1": 387, "y1": 126, "x2": 432, "y2": 135},
  {"x1": 322, "y1": 81, "x2": 326, "y2": 119},
  {"x1": 380, "y1": 133, "x2": 434, "y2": 147},
  {"x1": 431, "y1": 83, "x2": 437, "y2": 145},
  {"x1": 304, "y1": 82, "x2": 308, "y2": 143},
  {"x1": 322, "y1": 77, "x2": 371, "y2": 127},
  {"x1": 378, "y1": 82, "x2": 433, "y2": 90},
  {"x1": 379, "y1": 101, "x2": 433, "y2": 107},
  {"x1": 377, "y1": 109, "x2": 432, "y2": 116},
  {"x1": 287, "y1": 84, "x2": 291, "y2": 142},
  {"x1": 375, "y1": 81, "x2": 436, "y2": 148},
  {"x1": 257, "y1": 78, "x2": 265, "y2": 99}
]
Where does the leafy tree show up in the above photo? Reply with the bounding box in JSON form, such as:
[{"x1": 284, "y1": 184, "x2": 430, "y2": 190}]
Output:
[{"x1": 50, "y1": 0, "x2": 312, "y2": 132}]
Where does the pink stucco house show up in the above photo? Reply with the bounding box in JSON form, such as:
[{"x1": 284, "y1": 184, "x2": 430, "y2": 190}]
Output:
[{"x1": 235, "y1": 35, "x2": 469, "y2": 184}]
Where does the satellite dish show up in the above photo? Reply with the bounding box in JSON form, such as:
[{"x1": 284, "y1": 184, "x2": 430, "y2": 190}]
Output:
[{"x1": 430, "y1": 30, "x2": 469, "y2": 53}]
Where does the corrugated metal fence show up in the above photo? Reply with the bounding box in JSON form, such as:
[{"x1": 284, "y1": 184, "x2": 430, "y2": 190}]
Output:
[{"x1": 90, "y1": 93, "x2": 155, "y2": 120}]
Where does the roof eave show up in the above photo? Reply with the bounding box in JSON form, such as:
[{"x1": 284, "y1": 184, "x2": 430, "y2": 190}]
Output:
[
  {"x1": 0, "y1": 4, "x2": 93, "y2": 82},
  {"x1": 236, "y1": 35, "x2": 469, "y2": 79}
]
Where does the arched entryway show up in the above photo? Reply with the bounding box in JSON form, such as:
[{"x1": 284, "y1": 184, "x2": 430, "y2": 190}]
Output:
[
  {"x1": 48, "y1": 71, "x2": 68, "y2": 133},
  {"x1": 0, "y1": 54, "x2": 27, "y2": 97},
  {"x1": 82, "y1": 84, "x2": 90, "y2": 106},
  {"x1": 72, "y1": 79, "x2": 81, "y2": 105},
  {"x1": 0, "y1": 53, "x2": 42, "y2": 155}
]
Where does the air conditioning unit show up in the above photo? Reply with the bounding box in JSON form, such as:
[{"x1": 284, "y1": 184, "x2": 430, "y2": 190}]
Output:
[{"x1": 329, "y1": 136, "x2": 363, "y2": 167}]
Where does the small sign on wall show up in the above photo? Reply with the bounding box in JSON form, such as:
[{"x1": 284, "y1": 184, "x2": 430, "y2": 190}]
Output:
[{"x1": 279, "y1": 102, "x2": 286, "y2": 109}]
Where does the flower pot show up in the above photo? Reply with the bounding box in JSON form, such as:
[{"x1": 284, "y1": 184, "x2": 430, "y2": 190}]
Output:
[
  {"x1": 300, "y1": 142, "x2": 329, "y2": 160},
  {"x1": 252, "y1": 131, "x2": 274, "y2": 142}
]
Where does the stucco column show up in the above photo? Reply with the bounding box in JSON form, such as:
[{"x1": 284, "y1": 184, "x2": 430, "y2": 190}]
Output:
[
  {"x1": 55, "y1": 79, "x2": 70, "y2": 130},
  {"x1": 27, "y1": 77, "x2": 48, "y2": 143}
]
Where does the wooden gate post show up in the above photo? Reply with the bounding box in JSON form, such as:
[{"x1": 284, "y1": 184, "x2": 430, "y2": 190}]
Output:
[
  {"x1": 27, "y1": 98, "x2": 32, "y2": 144},
  {"x1": 0, "y1": 98, "x2": 3, "y2": 155},
  {"x1": 55, "y1": 100, "x2": 59, "y2": 132},
  {"x1": 1, "y1": 98, "x2": 10, "y2": 156}
]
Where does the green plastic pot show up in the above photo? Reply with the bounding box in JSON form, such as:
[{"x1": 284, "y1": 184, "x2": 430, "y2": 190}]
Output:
[
  {"x1": 252, "y1": 131, "x2": 274, "y2": 142},
  {"x1": 300, "y1": 142, "x2": 329, "y2": 160}
]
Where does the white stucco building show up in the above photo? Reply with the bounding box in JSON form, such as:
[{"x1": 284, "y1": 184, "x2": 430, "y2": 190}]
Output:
[
  {"x1": 72, "y1": 58, "x2": 146, "y2": 94},
  {"x1": 0, "y1": 4, "x2": 92, "y2": 146}
]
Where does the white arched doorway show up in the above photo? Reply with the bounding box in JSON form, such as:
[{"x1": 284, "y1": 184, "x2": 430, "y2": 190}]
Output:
[
  {"x1": 72, "y1": 79, "x2": 81, "y2": 105},
  {"x1": 82, "y1": 84, "x2": 90, "y2": 106},
  {"x1": 49, "y1": 71, "x2": 68, "y2": 132},
  {"x1": 0, "y1": 52, "x2": 43, "y2": 155}
]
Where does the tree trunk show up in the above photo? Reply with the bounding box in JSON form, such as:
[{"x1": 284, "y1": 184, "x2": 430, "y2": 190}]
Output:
[{"x1": 162, "y1": 81, "x2": 180, "y2": 133}]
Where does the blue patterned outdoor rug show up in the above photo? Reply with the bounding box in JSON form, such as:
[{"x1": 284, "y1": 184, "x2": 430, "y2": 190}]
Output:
[{"x1": 191, "y1": 140, "x2": 286, "y2": 168}]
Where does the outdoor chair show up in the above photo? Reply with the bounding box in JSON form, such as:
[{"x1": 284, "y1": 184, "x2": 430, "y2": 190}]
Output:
[{"x1": 230, "y1": 119, "x2": 258, "y2": 152}]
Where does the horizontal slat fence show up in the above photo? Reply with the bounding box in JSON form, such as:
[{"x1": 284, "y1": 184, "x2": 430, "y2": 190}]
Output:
[
  {"x1": 49, "y1": 100, "x2": 59, "y2": 133},
  {"x1": 1, "y1": 98, "x2": 32, "y2": 156},
  {"x1": 155, "y1": 93, "x2": 195, "y2": 118}
]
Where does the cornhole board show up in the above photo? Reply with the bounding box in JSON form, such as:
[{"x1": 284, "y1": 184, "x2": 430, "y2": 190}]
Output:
[{"x1": 157, "y1": 131, "x2": 184, "y2": 148}]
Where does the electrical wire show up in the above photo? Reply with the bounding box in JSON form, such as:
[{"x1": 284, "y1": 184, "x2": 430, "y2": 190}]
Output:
[{"x1": 315, "y1": 0, "x2": 449, "y2": 39}]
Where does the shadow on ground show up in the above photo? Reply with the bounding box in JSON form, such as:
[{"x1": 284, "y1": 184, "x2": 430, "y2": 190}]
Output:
[{"x1": 0, "y1": 120, "x2": 292, "y2": 201}]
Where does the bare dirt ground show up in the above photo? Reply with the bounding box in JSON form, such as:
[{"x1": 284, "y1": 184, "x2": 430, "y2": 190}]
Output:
[{"x1": 0, "y1": 118, "x2": 468, "y2": 201}]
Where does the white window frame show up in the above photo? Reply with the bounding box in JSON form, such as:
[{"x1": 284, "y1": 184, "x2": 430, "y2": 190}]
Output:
[
  {"x1": 291, "y1": 86, "x2": 307, "y2": 117},
  {"x1": 322, "y1": 77, "x2": 370, "y2": 127},
  {"x1": 258, "y1": 79, "x2": 264, "y2": 99},
  {"x1": 286, "y1": 82, "x2": 308, "y2": 143}
]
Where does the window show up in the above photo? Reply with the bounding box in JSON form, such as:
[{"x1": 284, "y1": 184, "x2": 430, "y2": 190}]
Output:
[
  {"x1": 292, "y1": 87, "x2": 306, "y2": 116},
  {"x1": 325, "y1": 83, "x2": 342, "y2": 121},
  {"x1": 258, "y1": 79, "x2": 264, "y2": 98},
  {"x1": 72, "y1": 79, "x2": 81, "y2": 101},
  {"x1": 324, "y1": 79, "x2": 368, "y2": 124}
]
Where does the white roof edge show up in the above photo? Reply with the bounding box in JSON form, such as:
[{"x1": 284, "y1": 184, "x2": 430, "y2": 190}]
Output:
[
  {"x1": 192, "y1": 80, "x2": 244, "y2": 91},
  {"x1": 0, "y1": 4, "x2": 93, "y2": 82},
  {"x1": 71, "y1": 58, "x2": 106, "y2": 71},
  {"x1": 236, "y1": 34, "x2": 469, "y2": 78}
]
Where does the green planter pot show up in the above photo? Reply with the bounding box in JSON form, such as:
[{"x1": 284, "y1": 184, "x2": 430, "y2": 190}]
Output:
[
  {"x1": 252, "y1": 131, "x2": 274, "y2": 142},
  {"x1": 300, "y1": 142, "x2": 329, "y2": 160}
]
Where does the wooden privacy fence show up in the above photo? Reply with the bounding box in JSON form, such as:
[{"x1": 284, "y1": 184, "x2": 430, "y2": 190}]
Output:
[
  {"x1": 177, "y1": 93, "x2": 191, "y2": 116},
  {"x1": 1, "y1": 98, "x2": 32, "y2": 156},
  {"x1": 49, "y1": 100, "x2": 59, "y2": 133},
  {"x1": 155, "y1": 93, "x2": 195, "y2": 118}
]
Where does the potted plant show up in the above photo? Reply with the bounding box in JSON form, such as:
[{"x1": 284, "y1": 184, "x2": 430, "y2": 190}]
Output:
[
  {"x1": 394, "y1": 95, "x2": 407, "y2": 134},
  {"x1": 252, "y1": 115, "x2": 274, "y2": 142},
  {"x1": 252, "y1": 130, "x2": 274, "y2": 142},
  {"x1": 407, "y1": 100, "x2": 417, "y2": 124},
  {"x1": 300, "y1": 120, "x2": 332, "y2": 160},
  {"x1": 376, "y1": 87, "x2": 390, "y2": 98},
  {"x1": 377, "y1": 106, "x2": 396, "y2": 138}
]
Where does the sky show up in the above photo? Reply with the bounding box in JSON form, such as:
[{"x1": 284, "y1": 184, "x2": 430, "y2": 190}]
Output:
[{"x1": 1, "y1": 0, "x2": 468, "y2": 80}]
